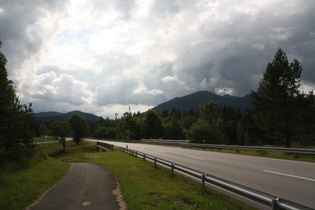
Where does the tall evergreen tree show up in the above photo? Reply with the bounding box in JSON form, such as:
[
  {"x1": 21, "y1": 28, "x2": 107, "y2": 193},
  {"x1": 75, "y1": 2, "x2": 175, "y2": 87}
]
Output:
[
  {"x1": 0, "y1": 41, "x2": 34, "y2": 163},
  {"x1": 143, "y1": 110, "x2": 164, "y2": 139},
  {"x1": 188, "y1": 101, "x2": 225, "y2": 144},
  {"x1": 251, "y1": 48, "x2": 313, "y2": 148}
]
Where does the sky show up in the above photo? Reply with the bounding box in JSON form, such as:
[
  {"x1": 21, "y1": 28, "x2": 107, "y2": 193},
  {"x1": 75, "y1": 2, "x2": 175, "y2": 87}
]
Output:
[{"x1": 1, "y1": 0, "x2": 315, "y2": 118}]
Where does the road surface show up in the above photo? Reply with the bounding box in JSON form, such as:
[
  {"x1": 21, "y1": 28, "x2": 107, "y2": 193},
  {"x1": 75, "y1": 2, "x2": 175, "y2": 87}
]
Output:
[
  {"x1": 94, "y1": 140, "x2": 315, "y2": 209},
  {"x1": 29, "y1": 163, "x2": 124, "y2": 210}
]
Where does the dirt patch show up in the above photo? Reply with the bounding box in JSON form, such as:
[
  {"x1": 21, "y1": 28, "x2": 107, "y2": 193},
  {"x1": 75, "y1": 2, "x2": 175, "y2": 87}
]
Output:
[{"x1": 112, "y1": 182, "x2": 126, "y2": 210}]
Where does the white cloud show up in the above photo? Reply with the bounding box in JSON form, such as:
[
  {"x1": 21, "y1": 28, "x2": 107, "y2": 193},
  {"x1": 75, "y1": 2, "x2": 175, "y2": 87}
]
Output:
[
  {"x1": 20, "y1": 71, "x2": 94, "y2": 106},
  {"x1": 215, "y1": 87, "x2": 235, "y2": 96},
  {"x1": 251, "y1": 43, "x2": 265, "y2": 51}
]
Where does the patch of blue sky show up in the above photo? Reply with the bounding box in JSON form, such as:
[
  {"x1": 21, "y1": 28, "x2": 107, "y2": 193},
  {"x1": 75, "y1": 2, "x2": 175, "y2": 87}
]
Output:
[
  {"x1": 101, "y1": 23, "x2": 117, "y2": 30},
  {"x1": 55, "y1": 28, "x2": 92, "y2": 44}
]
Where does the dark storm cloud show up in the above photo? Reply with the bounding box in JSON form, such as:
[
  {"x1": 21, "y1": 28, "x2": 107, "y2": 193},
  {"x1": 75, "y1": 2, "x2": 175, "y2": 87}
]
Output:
[
  {"x1": 0, "y1": 0, "x2": 314, "y2": 118},
  {"x1": 0, "y1": 0, "x2": 66, "y2": 72}
]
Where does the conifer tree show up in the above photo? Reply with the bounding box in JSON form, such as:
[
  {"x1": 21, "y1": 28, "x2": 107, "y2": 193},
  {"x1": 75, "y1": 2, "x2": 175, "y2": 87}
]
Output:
[
  {"x1": 0, "y1": 41, "x2": 34, "y2": 163},
  {"x1": 251, "y1": 48, "x2": 313, "y2": 147}
]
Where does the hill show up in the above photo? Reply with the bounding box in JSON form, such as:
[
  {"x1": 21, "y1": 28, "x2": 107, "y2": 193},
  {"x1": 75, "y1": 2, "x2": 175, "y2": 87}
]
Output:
[
  {"x1": 152, "y1": 91, "x2": 253, "y2": 113},
  {"x1": 34, "y1": 110, "x2": 103, "y2": 123}
]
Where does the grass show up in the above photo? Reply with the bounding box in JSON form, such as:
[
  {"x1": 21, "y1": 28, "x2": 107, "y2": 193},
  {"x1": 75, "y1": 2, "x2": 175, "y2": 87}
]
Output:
[
  {"x1": 40, "y1": 141, "x2": 254, "y2": 209},
  {"x1": 0, "y1": 156, "x2": 69, "y2": 210},
  {"x1": 85, "y1": 151, "x2": 254, "y2": 209},
  {"x1": 33, "y1": 136, "x2": 56, "y2": 142},
  {"x1": 0, "y1": 141, "x2": 254, "y2": 209},
  {"x1": 187, "y1": 147, "x2": 315, "y2": 163}
]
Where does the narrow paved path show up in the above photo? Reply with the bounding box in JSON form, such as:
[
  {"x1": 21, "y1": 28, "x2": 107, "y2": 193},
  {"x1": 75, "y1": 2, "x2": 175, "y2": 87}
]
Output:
[{"x1": 30, "y1": 163, "x2": 124, "y2": 210}]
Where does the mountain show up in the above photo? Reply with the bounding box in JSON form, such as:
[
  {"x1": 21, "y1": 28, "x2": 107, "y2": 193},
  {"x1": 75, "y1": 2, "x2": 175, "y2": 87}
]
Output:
[
  {"x1": 152, "y1": 91, "x2": 253, "y2": 113},
  {"x1": 34, "y1": 110, "x2": 103, "y2": 123}
]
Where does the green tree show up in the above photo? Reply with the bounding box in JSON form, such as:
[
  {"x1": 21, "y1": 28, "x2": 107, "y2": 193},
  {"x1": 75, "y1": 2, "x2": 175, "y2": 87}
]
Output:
[
  {"x1": 39, "y1": 124, "x2": 49, "y2": 136},
  {"x1": 251, "y1": 48, "x2": 313, "y2": 147},
  {"x1": 50, "y1": 121, "x2": 72, "y2": 150},
  {"x1": 0, "y1": 41, "x2": 35, "y2": 163},
  {"x1": 164, "y1": 111, "x2": 184, "y2": 139},
  {"x1": 143, "y1": 110, "x2": 164, "y2": 139},
  {"x1": 69, "y1": 114, "x2": 88, "y2": 144},
  {"x1": 188, "y1": 101, "x2": 225, "y2": 144}
]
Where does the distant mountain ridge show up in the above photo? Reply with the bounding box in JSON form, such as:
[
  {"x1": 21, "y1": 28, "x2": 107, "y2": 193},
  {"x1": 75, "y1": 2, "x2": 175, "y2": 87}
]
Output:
[
  {"x1": 152, "y1": 91, "x2": 253, "y2": 113},
  {"x1": 34, "y1": 110, "x2": 103, "y2": 122}
]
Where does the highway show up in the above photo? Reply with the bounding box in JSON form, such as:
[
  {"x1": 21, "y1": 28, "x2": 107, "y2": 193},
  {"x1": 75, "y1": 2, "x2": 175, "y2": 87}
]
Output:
[{"x1": 92, "y1": 140, "x2": 315, "y2": 209}]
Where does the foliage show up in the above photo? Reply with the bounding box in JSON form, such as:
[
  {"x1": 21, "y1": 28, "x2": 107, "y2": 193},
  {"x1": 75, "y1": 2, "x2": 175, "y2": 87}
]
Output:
[
  {"x1": 187, "y1": 101, "x2": 226, "y2": 143},
  {"x1": 164, "y1": 110, "x2": 185, "y2": 140},
  {"x1": 68, "y1": 114, "x2": 88, "y2": 144},
  {"x1": 0, "y1": 41, "x2": 35, "y2": 164},
  {"x1": 143, "y1": 110, "x2": 164, "y2": 139},
  {"x1": 116, "y1": 112, "x2": 142, "y2": 140},
  {"x1": 39, "y1": 124, "x2": 49, "y2": 136},
  {"x1": 0, "y1": 155, "x2": 69, "y2": 209},
  {"x1": 251, "y1": 48, "x2": 314, "y2": 147},
  {"x1": 50, "y1": 121, "x2": 72, "y2": 150}
]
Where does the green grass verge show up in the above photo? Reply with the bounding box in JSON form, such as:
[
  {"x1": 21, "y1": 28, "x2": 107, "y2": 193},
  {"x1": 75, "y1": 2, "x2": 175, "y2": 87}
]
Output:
[
  {"x1": 1, "y1": 141, "x2": 254, "y2": 209},
  {"x1": 39, "y1": 141, "x2": 254, "y2": 209},
  {"x1": 187, "y1": 147, "x2": 315, "y2": 163},
  {"x1": 0, "y1": 157, "x2": 69, "y2": 209},
  {"x1": 33, "y1": 136, "x2": 56, "y2": 142},
  {"x1": 85, "y1": 151, "x2": 254, "y2": 210}
]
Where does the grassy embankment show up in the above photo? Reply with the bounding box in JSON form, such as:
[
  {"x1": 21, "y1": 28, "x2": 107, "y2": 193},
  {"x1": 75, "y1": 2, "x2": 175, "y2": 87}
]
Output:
[
  {"x1": 0, "y1": 154, "x2": 69, "y2": 209},
  {"x1": 33, "y1": 136, "x2": 57, "y2": 142},
  {"x1": 0, "y1": 141, "x2": 255, "y2": 210},
  {"x1": 186, "y1": 141, "x2": 315, "y2": 163}
]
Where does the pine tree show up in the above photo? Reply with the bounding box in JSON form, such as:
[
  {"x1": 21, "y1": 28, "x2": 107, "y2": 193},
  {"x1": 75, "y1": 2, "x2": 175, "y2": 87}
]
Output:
[
  {"x1": 0, "y1": 41, "x2": 34, "y2": 163},
  {"x1": 251, "y1": 48, "x2": 313, "y2": 148}
]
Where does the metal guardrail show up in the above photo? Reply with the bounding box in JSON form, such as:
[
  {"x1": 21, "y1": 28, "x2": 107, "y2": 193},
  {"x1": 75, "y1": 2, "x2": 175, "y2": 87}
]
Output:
[
  {"x1": 96, "y1": 141, "x2": 312, "y2": 210},
  {"x1": 138, "y1": 139, "x2": 315, "y2": 155},
  {"x1": 141, "y1": 139, "x2": 190, "y2": 143},
  {"x1": 183, "y1": 143, "x2": 315, "y2": 155}
]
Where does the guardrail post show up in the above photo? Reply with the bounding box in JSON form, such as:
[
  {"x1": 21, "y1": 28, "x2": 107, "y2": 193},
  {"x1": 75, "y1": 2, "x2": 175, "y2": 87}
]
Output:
[
  {"x1": 171, "y1": 163, "x2": 174, "y2": 175},
  {"x1": 135, "y1": 151, "x2": 137, "y2": 157},
  {"x1": 154, "y1": 157, "x2": 157, "y2": 168},
  {"x1": 271, "y1": 198, "x2": 279, "y2": 210},
  {"x1": 143, "y1": 154, "x2": 146, "y2": 161},
  {"x1": 202, "y1": 174, "x2": 206, "y2": 189}
]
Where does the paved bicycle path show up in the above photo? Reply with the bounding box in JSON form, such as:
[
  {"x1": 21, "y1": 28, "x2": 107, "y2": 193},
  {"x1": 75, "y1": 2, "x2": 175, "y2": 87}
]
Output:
[{"x1": 29, "y1": 163, "x2": 124, "y2": 210}]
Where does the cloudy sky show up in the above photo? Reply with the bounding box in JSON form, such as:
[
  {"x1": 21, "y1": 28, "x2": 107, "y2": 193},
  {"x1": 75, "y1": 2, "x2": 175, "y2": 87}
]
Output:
[{"x1": 1, "y1": 0, "x2": 315, "y2": 118}]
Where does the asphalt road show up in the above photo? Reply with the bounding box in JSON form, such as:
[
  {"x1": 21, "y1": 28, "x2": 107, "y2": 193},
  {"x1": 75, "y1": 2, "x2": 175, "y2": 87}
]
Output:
[
  {"x1": 95, "y1": 140, "x2": 315, "y2": 209},
  {"x1": 29, "y1": 163, "x2": 124, "y2": 210}
]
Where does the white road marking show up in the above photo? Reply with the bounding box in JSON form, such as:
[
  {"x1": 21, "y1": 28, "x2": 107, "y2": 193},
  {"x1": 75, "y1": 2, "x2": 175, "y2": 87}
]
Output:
[
  {"x1": 263, "y1": 170, "x2": 315, "y2": 182},
  {"x1": 186, "y1": 156, "x2": 205, "y2": 161}
]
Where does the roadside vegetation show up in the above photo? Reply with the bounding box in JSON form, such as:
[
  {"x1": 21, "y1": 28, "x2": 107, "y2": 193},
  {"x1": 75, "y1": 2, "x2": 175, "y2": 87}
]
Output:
[
  {"x1": 33, "y1": 136, "x2": 56, "y2": 142},
  {"x1": 188, "y1": 146, "x2": 315, "y2": 163},
  {"x1": 0, "y1": 141, "x2": 255, "y2": 209},
  {"x1": 0, "y1": 152, "x2": 69, "y2": 209}
]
